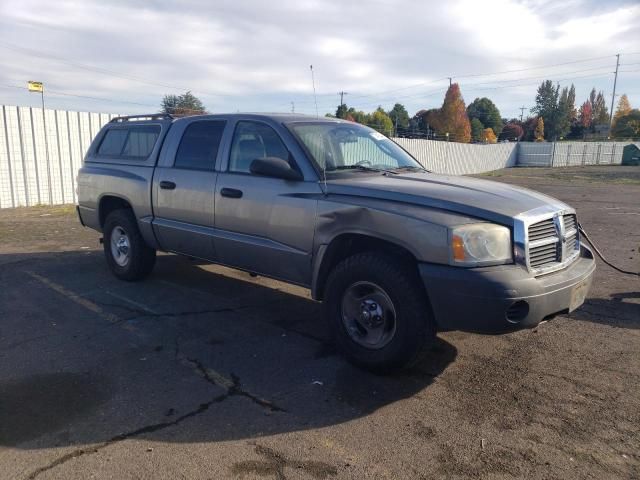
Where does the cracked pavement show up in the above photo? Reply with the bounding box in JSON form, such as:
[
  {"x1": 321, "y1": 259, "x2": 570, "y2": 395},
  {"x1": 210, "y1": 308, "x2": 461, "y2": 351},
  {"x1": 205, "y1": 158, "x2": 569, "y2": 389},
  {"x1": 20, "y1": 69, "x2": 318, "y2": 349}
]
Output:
[{"x1": 0, "y1": 166, "x2": 639, "y2": 479}]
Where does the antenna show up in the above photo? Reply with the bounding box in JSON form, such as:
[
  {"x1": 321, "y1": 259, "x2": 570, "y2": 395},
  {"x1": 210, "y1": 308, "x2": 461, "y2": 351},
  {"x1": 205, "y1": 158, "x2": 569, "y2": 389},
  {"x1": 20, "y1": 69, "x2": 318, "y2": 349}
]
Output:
[{"x1": 310, "y1": 64, "x2": 319, "y2": 118}]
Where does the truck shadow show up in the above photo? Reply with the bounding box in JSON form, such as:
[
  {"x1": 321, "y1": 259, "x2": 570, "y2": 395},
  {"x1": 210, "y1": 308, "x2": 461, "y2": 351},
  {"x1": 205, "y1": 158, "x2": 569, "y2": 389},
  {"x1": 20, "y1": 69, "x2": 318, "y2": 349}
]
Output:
[
  {"x1": 567, "y1": 292, "x2": 640, "y2": 329},
  {"x1": 0, "y1": 251, "x2": 456, "y2": 450}
]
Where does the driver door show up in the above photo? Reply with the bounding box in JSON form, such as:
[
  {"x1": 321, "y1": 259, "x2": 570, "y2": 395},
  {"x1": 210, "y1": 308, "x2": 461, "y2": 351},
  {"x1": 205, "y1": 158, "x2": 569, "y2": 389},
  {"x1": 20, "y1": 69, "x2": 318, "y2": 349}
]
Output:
[{"x1": 213, "y1": 120, "x2": 321, "y2": 285}]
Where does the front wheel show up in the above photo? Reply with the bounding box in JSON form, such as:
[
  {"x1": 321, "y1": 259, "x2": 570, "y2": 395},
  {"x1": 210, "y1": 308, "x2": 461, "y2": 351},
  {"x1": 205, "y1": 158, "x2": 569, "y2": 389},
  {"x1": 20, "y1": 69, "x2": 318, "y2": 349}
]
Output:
[
  {"x1": 324, "y1": 252, "x2": 435, "y2": 372},
  {"x1": 103, "y1": 209, "x2": 156, "y2": 281}
]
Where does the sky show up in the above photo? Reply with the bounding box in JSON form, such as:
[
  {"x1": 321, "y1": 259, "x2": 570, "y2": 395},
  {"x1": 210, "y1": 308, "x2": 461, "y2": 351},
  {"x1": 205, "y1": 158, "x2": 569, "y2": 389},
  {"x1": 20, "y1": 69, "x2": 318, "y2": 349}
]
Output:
[{"x1": 0, "y1": 0, "x2": 639, "y2": 122}]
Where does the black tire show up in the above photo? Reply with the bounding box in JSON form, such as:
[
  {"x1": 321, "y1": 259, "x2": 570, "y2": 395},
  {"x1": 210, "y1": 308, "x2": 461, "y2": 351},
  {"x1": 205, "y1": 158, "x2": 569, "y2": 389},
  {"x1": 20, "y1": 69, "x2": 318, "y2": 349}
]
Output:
[
  {"x1": 324, "y1": 252, "x2": 435, "y2": 373},
  {"x1": 103, "y1": 209, "x2": 156, "y2": 281}
]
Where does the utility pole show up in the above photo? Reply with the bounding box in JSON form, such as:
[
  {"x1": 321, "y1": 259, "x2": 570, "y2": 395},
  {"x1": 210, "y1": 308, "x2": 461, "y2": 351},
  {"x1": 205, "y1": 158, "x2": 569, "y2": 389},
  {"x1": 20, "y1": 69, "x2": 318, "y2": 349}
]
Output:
[
  {"x1": 448, "y1": 77, "x2": 452, "y2": 87},
  {"x1": 337, "y1": 90, "x2": 348, "y2": 106},
  {"x1": 608, "y1": 53, "x2": 620, "y2": 133},
  {"x1": 519, "y1": 106, "x2": 526, "y2": 122},
  {"x1": 291, "y1": 101, "x2": 295, "y2": 113}
]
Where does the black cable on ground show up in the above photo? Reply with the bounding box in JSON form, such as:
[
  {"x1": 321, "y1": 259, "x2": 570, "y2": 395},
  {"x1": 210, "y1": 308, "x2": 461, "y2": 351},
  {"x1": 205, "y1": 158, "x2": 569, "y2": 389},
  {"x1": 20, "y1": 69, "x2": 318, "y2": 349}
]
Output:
[{"x1": 578, "y1": 223, "x2": 640, "y2": 277}]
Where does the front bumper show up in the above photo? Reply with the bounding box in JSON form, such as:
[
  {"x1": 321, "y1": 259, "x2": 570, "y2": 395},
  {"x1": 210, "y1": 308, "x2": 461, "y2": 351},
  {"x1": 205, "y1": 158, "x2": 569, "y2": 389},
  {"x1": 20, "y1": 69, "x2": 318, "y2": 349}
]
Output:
[{"x1": 419, "y1": 244, "x2": 596, "y2": 332}]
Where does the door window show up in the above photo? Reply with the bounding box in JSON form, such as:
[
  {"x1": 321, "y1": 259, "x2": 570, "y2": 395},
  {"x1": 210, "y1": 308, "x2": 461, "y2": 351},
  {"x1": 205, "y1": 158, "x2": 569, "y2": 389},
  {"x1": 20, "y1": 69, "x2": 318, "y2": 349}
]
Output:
[
  {"x1": 174, "y1": 120, "x2": 226, "y2": 170},
  {"x1": 229, "y1": 121, "x2": 289, "y2": 173}
]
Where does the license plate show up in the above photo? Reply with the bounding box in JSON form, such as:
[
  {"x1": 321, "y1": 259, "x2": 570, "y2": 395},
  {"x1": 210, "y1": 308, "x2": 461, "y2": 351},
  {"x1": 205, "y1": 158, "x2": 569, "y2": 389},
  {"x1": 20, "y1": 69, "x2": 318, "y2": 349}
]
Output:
[{"x1": 569, "y1": 279, "x2": 590, "y2": 312}]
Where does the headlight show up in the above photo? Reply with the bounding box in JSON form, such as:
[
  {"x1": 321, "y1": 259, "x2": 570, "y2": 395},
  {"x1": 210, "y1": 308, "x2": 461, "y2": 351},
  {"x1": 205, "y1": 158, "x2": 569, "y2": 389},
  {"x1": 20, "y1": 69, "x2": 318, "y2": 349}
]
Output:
[{"x1": 449, "y1": 223, "x2": 512, "y2": 266}]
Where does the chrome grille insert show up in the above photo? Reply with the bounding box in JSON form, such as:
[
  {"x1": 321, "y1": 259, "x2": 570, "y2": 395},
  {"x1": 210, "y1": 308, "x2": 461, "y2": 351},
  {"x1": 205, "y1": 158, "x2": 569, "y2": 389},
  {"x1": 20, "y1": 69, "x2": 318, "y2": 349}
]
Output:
[{"x1": 526, "y1": 213, "x2": 579, "y2": 274}]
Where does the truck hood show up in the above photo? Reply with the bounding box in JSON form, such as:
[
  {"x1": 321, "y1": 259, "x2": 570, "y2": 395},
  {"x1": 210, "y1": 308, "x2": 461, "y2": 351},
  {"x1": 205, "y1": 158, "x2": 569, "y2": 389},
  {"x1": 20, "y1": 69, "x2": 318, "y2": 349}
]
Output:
[{"x1": 325, "y1": 171, "x2": 569, "y2": 224}]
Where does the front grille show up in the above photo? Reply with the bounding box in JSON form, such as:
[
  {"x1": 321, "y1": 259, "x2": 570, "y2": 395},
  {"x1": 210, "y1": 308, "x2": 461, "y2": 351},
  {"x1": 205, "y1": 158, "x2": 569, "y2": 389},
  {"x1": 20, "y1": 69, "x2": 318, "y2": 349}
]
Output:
[{"x1": 527, "y1": 214, "x2": 579, "y2": 271}]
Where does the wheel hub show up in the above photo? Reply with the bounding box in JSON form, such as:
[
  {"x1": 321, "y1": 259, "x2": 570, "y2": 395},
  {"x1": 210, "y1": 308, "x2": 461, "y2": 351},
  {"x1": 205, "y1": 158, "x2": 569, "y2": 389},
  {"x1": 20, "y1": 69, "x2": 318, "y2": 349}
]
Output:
[
  {"x1": 110, "y1": 226, "x2": 131, "y2": 267},
  {"x1": 341, "y1": 281, "x2": 397, "y2": 350}
]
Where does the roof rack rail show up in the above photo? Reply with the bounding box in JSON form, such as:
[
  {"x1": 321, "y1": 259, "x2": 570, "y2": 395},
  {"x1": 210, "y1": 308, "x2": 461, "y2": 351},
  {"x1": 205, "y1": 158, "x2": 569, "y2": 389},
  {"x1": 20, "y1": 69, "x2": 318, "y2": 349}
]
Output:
[{"x1": 110, "y1": 113, "x2": 174, "y2": 123}]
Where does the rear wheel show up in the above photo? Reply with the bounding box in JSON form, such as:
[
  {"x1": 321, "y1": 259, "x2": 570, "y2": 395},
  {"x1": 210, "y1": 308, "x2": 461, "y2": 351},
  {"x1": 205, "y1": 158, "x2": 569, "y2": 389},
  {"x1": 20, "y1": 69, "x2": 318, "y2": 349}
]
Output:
[
  {"x1": 324, "y1": 252, "x2": 435, "y2": 372},
  {"x1": 103, "y1": 209, "x2": 156, "y2": 281}
]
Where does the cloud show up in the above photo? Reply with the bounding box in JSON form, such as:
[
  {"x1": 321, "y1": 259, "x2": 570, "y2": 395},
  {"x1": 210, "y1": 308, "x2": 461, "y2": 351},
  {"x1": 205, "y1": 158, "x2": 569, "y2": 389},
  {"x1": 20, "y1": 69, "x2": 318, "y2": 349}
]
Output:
[{"x1": 0, "y1": 0, "x2": 638, "y2": 118}]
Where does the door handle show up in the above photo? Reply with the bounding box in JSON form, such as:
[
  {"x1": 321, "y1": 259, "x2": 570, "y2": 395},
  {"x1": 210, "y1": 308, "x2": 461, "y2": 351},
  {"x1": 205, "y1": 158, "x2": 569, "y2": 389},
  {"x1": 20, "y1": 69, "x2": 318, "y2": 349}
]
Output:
[
  {"x1": 220, "y1": 187, "x2": 243, "y2": 198},
  {"x1": 160, "y1": 181, "x2": 176, "y2": 190}
]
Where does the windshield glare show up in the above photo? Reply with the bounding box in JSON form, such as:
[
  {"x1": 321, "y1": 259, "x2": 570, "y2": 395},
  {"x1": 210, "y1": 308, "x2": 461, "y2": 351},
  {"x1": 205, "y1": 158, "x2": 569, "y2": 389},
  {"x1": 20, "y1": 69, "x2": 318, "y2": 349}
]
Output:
[{"x1": 288, "y1": 122, "x2": 424, "y2": 173}]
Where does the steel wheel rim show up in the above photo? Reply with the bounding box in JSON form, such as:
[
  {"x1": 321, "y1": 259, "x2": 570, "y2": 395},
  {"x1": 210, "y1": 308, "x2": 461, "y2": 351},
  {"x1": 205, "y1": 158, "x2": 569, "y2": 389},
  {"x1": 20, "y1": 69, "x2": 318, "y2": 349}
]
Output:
[
  {"x1": 110, "y1": 226, "x2": 130, "y2": 267},
  {"x1": 341, "y1": 281, "x2": 397, "y2": 349}
]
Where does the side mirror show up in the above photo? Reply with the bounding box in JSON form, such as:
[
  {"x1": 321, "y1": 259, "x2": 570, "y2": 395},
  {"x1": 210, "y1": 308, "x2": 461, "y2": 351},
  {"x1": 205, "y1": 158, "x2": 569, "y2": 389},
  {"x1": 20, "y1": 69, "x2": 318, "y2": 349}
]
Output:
[{"x1": 250, "y1": 157, "x2": 303, "y2": 181}]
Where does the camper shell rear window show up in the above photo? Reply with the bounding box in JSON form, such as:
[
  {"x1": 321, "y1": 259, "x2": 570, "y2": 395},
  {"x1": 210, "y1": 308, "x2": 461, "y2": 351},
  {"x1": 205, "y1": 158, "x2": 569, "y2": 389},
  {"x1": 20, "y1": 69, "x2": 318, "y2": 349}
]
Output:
[{"x1": 97, "y1": 125, "x2": 161, "y2": 159}]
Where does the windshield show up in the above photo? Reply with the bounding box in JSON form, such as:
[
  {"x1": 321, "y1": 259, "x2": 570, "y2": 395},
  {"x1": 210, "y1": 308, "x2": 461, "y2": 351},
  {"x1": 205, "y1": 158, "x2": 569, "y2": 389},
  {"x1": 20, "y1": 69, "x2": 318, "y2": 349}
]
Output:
[{"x1": 288, "y1": 122, "x2": 425, "y2": 174}]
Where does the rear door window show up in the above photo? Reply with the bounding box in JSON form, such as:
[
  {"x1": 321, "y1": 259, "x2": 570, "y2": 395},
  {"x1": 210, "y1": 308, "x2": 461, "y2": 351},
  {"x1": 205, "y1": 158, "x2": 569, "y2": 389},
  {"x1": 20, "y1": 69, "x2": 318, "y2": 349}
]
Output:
[{"x1": 174, "y1": 121, "x2": 226, "y2": 170}]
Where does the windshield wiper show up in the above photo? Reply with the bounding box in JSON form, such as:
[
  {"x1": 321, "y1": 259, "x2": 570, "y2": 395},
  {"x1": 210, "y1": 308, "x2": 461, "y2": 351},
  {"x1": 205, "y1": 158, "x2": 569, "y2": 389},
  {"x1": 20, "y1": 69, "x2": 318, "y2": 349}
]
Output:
[
  {"x1": 333, "y1": 164, "x2": 385, "y2": 172},
  {"x1": 392, "y1": 165, "x2": 426, "y2": 172}
]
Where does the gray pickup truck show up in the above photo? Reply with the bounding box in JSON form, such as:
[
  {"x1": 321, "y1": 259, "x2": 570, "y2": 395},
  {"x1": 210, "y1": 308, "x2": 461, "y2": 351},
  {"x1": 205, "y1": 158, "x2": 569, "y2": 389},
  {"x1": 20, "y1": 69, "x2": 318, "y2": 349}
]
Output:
[{"x1": 77, "y1": 113, "x2": 595, "y2": 371}]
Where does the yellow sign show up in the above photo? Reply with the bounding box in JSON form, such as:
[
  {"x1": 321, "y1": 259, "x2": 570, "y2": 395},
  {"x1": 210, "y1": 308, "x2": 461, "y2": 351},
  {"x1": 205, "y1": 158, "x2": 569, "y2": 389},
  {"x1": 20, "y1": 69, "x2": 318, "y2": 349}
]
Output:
[{"x1": 27, "y1": 81, "x2": 43, "y2": 93}]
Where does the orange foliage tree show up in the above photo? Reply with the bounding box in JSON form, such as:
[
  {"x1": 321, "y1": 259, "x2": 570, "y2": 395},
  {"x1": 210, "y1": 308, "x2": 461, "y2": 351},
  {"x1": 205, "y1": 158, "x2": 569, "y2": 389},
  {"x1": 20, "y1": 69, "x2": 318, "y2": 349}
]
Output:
[
  {"x1": 435, "y1": 83, "x2": 471, "y2": 143},
  {"x1": 483, "y1": 127, "x2": 497, "y2": 143}
]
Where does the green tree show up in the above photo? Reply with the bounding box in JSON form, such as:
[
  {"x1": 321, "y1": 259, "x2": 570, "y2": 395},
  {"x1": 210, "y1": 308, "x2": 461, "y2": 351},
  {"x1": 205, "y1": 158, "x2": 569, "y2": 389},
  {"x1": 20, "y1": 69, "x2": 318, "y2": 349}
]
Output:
[
  {"x1": 387, "y1": 103, "x2": 410, "y2": 132},
  {"x1": 161, "y1": 91, "x2": 206, "y2": 115},
  {"x1": 335, "y1": 103, "x2": 348, "y2": 119},
  {"x1": 531, "y1": 80, "x2": 560, "y2": 140},
  {"x1": 567, "y1": 84, "x2": 577, "y2": 123},
  {"x1": 611, "y1": 109, "x2": 640, "y2": 138},
  {"x1": 470, "y1": 118, "x2": 485, "y2": 142},
  {"x1": 556, "y1": 86, "x2": 572, "y2": 139},
  {"x1": 522, "y1": 117, "x2": 538, "y2": 141},
  {"x1": 466, "y1": 97, "x2": 503, "y2": 137},
  {"x1": 534, "y1": 117, "x2": 545, "y2": 142},
  {"x1": 592, "y1": 91, "x2": 609, "y2": 125}
]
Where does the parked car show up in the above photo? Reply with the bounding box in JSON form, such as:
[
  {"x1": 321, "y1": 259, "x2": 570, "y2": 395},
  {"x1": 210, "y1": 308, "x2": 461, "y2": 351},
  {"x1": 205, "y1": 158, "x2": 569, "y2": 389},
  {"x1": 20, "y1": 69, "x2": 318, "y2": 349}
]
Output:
[{"x1": 77, "y1": 113, "x2": 595, "y2": 371}]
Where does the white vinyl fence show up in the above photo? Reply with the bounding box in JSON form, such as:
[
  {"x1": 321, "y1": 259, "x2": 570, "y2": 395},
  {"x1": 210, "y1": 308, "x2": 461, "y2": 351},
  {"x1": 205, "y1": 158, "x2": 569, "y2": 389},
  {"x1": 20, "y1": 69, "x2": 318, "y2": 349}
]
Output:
[
  {"x1": 392, "y1": 137, "x2": 519, "y2": 174},
  {"x1": 0, "y1": 105, "x2": 117, "y2": 208},
  {"x1": 0, "y1": 104, "x2": 635, "y2": 209}
]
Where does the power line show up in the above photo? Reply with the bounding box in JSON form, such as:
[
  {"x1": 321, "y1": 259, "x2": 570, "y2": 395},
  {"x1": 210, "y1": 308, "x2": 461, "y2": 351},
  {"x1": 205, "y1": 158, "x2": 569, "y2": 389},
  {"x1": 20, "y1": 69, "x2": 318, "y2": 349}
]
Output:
[
  {"x1": 451, "y1": 54, "x2": 616, "y2": 80},
  {"x1": 0, "y1": 83, "x2": 157, "y2": 108}
]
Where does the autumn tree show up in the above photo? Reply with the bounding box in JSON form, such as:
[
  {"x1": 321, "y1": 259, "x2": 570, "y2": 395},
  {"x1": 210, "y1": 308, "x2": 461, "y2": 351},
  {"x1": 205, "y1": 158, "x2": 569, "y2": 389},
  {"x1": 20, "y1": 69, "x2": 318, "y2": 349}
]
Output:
[
  {"x1": 483, "y1": 127, "x2": 497, "y2": 143},
  {"x1": 467, "y1": 97, "x2": 503, "y2": 137},
  {"x1": 578, "y1": 101, "x2": 593, "y2": 129},
  {"x1": 611, "y1": 109, "x2": 640, "y2": 138},
  {"x1": 161, "y1": 91, "x2": 206, "y2": 115},
  {"x1": 613, "y1": 94, "x2": 632, "y2": 127},
  {"x1": 501, "y1": 122, "x2": 524, "y2": 141},
  {"x1": 369, "y1": 107, "x2": 394, "y2": 136},
  {"x1": 534, "y1": 117, "x2": 545, "y2": 141},
  {"x1": 470, "y1": 118, "x2": 484, "y2": 142},
  {"x1": 433, "y1": 83, "x2": 471, "y2": 143}
]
